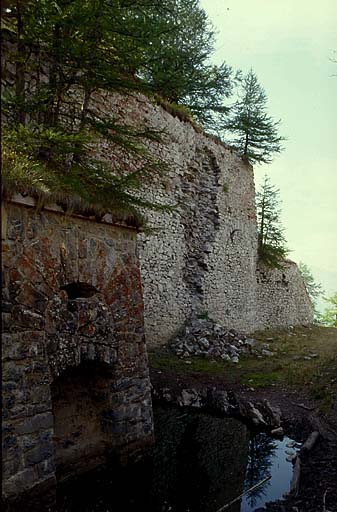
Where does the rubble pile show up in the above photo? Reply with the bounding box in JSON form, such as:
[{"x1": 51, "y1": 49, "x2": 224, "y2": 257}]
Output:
[{"x1": 170, "y1": 318, "x2": 262, "y2": 363}]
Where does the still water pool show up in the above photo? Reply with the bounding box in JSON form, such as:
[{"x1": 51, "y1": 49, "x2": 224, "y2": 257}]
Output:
[{"x1": 58, "y1": 406, "x2": 295, "y2": 512}]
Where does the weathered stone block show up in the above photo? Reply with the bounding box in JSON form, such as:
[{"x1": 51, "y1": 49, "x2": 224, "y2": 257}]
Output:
[
  {"x1": 3, "y1": 456, "x2": 21, "y2": 480},
  {"x1": 17, "y1": 412, "x2": 54, "y2": 435},
  {"x1": 2, "y1": 362, "x2": 24, "y2": 383},
  {"x1": 24, "y1": 442, "x2": 55, "y2": 467},
  {"x1": 12, "y1": 306, "x2": 45, "y2": 330},
  {"x1": 3, "y1": 467, "x2": 37, "y2": 497},
  {"x1": 2, "y1": 331, "x2": 46, "y2": 361},
  {"x1": 35, "y1": 457, "x2": 56, "y2": 479}
]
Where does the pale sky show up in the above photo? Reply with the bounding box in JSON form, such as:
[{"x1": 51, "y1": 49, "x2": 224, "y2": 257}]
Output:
[{"x1": 200, "y1": 0, "x2": 337, "y2": 305}]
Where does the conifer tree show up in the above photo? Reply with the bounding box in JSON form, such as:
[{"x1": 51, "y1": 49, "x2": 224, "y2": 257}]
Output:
[
  {"x1": 2, "y1": 0, "x2": 236, "y2": 149},
  {"x1": 298, "y1": 262, "x2": 324, "y2": 316},
  {"x1": 1, "y1": 0, "x2": 238, "y2": 217},
  {"x1": 256, "y1": 175, "x2": 288, "y2": 267},
  {"x1": 1, "y1": 0, "x2": 172, "y2": 217},
  {"x1": 223, "y1": 69, "x2": 285, "y2": 164},
  {"x1": 321, "y1": 293, "x2": 337, "y2": 327},
  {"x1": 141, "y1": 0, "x2": 235, "y2": 128}
]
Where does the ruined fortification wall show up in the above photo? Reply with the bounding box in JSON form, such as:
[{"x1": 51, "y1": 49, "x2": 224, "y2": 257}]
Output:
[
  {"x1": 94, "y1": 92, "x2": 313, "y2": 345},
  {"x1": 1, "y1": 34, "x2": 314, "y2": 347},
  {"x1": 256, "y1": 261, "x2": 314, "y2": 329},
  {"x1": 92, "y1": 92, "x2": 259, "y2": 344},
  {"x1": 2, "y1": 199, "x2": 153, "y2": 504},
  {"x1": 1, "y1": 53, "x2": 314, "y2": 351}
]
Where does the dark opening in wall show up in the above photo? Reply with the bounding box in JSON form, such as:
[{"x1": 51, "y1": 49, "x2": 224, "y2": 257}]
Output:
[
  {"x1": 61, "y1": 282, "x2": 99, "y2": 300},
  {"x1": 51, "y1": 362, "x2": 114, "y2": 482}
]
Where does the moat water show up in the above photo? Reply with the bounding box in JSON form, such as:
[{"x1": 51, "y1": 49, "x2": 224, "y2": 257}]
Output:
[{"x1": 58, "y1": 406, "x2": 295, "y2": 512}]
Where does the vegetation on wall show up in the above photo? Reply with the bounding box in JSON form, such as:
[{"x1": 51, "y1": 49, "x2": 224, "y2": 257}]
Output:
[
  {"x1": 222, "y1": 70, "x2": 285, "y2": 165},
  {"x1": 1, "y1": 1, "x2": 286, "y2": 202},
  {"x1": 256, "y1": 175, "x2": 288, "y2": 268},
  {"x1": 1, "y1": 1, "x2": 183, "y2": 219},
  {"x1": 1, "y1": 134, "x2": 165, "y2": 227}
]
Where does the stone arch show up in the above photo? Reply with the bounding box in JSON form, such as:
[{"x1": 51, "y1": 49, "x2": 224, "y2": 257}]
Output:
[
  {"x1": 45, "y1": 288, "x2": 117, "y2": 380},
  {"x1": 51, "y1": 361, "x2": 117, "y2": 482}
]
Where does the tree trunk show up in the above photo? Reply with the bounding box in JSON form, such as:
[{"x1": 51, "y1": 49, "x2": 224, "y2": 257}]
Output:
[
  {"x1": 79, "y1": 88, "x2": 92, "y2": 131},
  {"x1": 259, "y1": 194, "x2": 266, "y2": 252},
  {"x1": 244, "y1": 132, "x2": 249, "y2": 155},
  {"x1": 45, "y1": 23, "x2": 61, "y2": 126}
]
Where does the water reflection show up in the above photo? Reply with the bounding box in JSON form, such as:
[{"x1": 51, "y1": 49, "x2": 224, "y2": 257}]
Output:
[
  {"x1": 150, "y1": 407, "x2": 249, "y2": 512},
  {"x1": 57, "y1": 406, "x2": 294, "y2": 512},
  {"x1": 241, "y1": 434, "x2": 295, "y2": 512},
  {"x1": 243, "y1": 433, "x2": 278, "y2": 509}
]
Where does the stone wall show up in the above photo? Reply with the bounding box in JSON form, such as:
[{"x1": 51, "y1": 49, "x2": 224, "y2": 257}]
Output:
[
  {"x1": 91, "y1": 92, "x2": 260, "y2": 345},
  {"x1": 1, "y1": 39, "x2": 314, "y2": 347},
  {"x1": 1, "y1": 86, "x2": 314, "y2": 354},
  {"x1": 93, "y1": 92, "x2": 313, "y2": 345},
  {"x1": 256, "y1": 261, "x2": 314, "y2": 329},
  {"x1": 2, "y1": 198, "x2": 154, "y2": 505}
]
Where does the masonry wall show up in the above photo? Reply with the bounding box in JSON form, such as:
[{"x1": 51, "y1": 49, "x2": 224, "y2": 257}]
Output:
[
  {"x1": 91, "y1": 92, "x2": 260, "y2": 345},
  {"x1": 137, "y1": 136, "x2": 259, "y2": 345},
  {"x1": 256, "y1": 260, "x2": 314, "y2": 329},
  {"x1": 137, "y1": 130, "x2": 260, "y2": 343},
  {"x1": 93, "y1": 92, "x2": 313, "y2": 345},
  {"x1": 2, "y1": 199, "x2": 154, "y2": 504},
  {"x1": 1, "y1": 36, "x2": 314, "y2": 347}
]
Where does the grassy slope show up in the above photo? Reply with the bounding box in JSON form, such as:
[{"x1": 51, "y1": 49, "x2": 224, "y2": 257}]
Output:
[{"x1": 149, "y1": 326, "x2": 337, "y2": 413}]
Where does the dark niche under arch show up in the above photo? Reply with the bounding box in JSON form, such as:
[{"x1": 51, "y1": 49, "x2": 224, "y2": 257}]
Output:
[
  {"x1": 51, "y1": 362, "x2": 116, "y2": 482},
  {"x1": 60, "y1": 282, "x2": 99, "y2": 300}
]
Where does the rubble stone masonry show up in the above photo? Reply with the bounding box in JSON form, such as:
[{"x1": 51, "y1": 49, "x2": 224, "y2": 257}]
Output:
[
  {"x1": 93, "y1": 92, "x2": 313, "y2": 345},
  {"x1": 1, "y1": 199, "x2": 154, "y2": 505}
]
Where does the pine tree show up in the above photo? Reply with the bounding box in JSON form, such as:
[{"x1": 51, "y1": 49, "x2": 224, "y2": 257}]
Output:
[
  {"x1": 1, "y1": 0, "x2": 239, "y2": 215},
  {"x1": 139, "y1": 0, "x2": 235, "y2": 129},
  {"x1": 256, "y1": 175, "x2": 288, "y2": 267},
  {"x1": 298, "y1": 262, "x2": 324, "y2": 305},
  {"x1": 1, "y1": 0, "x2": 173, "y2": 218},
  {"x1": 321, "y1": 293, "x2": 337, "y2": 327},
  {"x1": 223, "y1": 69, "x2": 285, "y2": 164}
]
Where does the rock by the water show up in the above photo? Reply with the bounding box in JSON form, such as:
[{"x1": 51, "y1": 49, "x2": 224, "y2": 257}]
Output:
[
  {"x1": 177, "y1": 389, "x2": 203, "y2": 408},
  {"x1": 285, "y1": 449, "x2": 296, "y2": 456},
  {"x1": 286, "y1": 441, "x2": 296, "y2": 449},
  {"x1": 206, "y1": 388, "x2": 231, "y2": 415},
  {"x1": 271, "y1": 427, "x2": 284, "y2": 436}
]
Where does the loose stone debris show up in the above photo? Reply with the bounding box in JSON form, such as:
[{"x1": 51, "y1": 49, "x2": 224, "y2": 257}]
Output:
[
  {"x1": 153, "y1": 382, "x2": 283, "y2": 434},
  {"x1": 170, "y1": 317, "x2": 274, "y2": 363}
]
